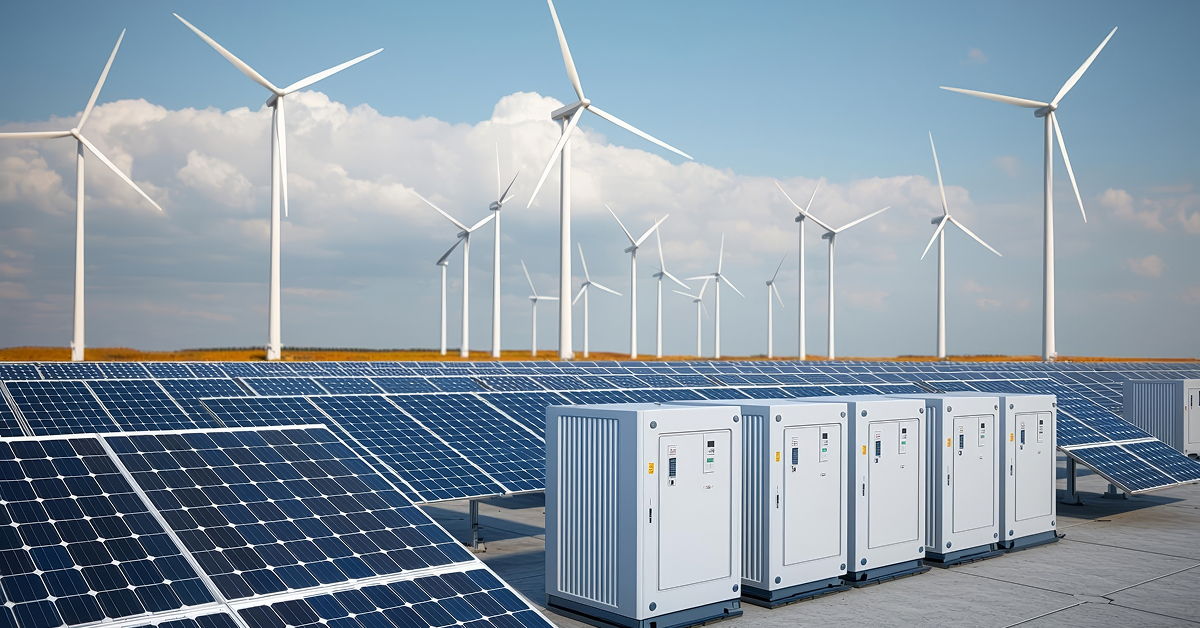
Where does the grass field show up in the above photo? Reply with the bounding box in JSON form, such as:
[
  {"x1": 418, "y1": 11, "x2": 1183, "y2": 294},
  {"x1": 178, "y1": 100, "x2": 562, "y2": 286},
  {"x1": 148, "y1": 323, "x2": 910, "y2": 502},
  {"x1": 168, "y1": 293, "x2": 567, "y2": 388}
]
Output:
[{"x1": 0, "y1": 346, "x2": 1195, "y2": 363}]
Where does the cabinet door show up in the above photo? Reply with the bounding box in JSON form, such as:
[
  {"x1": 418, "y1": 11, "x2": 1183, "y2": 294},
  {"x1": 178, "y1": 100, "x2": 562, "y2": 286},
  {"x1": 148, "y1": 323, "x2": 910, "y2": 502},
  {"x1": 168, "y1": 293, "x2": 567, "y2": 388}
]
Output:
[
  {"x1": 1014, "y1": 412, "x2": 1053, "y2": 521},
  {"x1": 952, "y1": 415, "x2": 996, "y2": 533},
  {"x1": 783, "y1": 425, "x2": 842, "y2": 565},
  {"x1": 658, "y1": 430, "x2": 733, "y2": 590},
  {"x1": 868, "y1": 419, "x2": 920, "y2": 549}
]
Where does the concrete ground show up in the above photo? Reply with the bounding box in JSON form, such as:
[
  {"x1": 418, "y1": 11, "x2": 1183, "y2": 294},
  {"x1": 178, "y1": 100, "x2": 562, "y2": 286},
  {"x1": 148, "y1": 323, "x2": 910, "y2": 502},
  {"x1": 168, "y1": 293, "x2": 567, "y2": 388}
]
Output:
[{"x1": 421, "y1": 457, "x2": 1200, "y2": 627}]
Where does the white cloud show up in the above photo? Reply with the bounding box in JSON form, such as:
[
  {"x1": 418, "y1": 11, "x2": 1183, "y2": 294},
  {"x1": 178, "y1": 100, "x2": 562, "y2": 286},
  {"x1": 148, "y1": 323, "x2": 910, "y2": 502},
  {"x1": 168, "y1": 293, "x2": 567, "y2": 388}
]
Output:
[
  {"x1": 177, "y1": 150, "x2": 255, "y2": 209},
  {"x1": 1099, "y1": 188, "x2": 1164, "y2": 231},
  {"x1": 962, "y1": 48, "x2": 988, "y2": 65},
  {"x1": 1124, "y1": 255, "x2": 1165, "y2": 278},
  {"x1": 992, "y1": 156, "x2": 1020, "y2": 177}
]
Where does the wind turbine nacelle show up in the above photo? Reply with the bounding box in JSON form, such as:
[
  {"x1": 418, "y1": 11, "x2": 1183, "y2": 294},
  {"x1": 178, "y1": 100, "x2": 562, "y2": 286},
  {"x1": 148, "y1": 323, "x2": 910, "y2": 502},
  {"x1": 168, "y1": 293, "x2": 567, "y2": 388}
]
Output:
[
  {"x1": 795, "y1": 215, "x2": 806, "y2": 223},
  {"x1": 489, "y1": 202, "x2": 502, "y2": 211},
  {"x1": 1033, "y1": 106, "x2": 1055, "y2": 118},
  {"x1": 932, "y1": 216, "x2": 944, "y2": 225},
  {"x1": 551, "y1": 100, "x2": 587, "y2": 120},
  {"x1": 821, "y1": 232, "x2": 834, "y2": 241},
  {"x1": 624, "y1": 245, "x2": 637, "y2": 254}
]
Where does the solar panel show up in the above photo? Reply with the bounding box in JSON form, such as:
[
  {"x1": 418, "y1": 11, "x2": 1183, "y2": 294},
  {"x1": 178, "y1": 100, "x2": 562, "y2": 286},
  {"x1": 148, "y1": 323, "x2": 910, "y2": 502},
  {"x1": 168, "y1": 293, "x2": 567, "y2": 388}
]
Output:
[
  {"x1": 97, "y1": 363, "x2": 152, "y2": 379},
  {"x1": 387, "y1": 395, "x2": 544, "y2": 494},
  {"x1": 0, "y1": 436, "x2": 216, "y2": 627},
  {"x1": 234, "y1": 567, "x2": 554, "y2": 628},
  {"x1": 600, "y1": 375, "x2": 651, "y2": 389},
  {"x1": 670, "y1": 374, "x2": 718, "y2": 388},
  {"x1": 0, "y1": 396, "x2": 26, "y2": 437},
  {"x1": 219, "y1": 364, "x2": 266, "y2": 377},
  {"x1": 155, "y1": 379, "x2": 246, "y2": 424},
  {"x1": 824, "y1": 385, "x2": 880, "y2": 396},
  {"x1": 125, "y1": 612, "x2": 239, "y2": 628},
  {"x1": 106, "y1": 427, "x2": 472, "y2": 601},
  {"x1": 477, "y1": 392, "x2": 570, "y2": 433},
  {"x1": 255, "y1": 363, "x2": 298, "y2": 375},
  {"x1": 184, "y1": 364, "x2": 226, "y2": 378},
  {"x1": 309, "y1": 396, "x2": 505, "y2": 503},
  {"x1": 242, "y1": 378, "x2": 327, "y2": 396},
  {"x1": 560, "y1": 390, "x2": 638, "y2": 405},
  {"x1": 1120, "y1": 441, "x2": 1200, "y2": 483},
  {"x1": 530, "y1": 375, "x2": 604, "y2": 391},
  {"x1": 86, "y1": 380, "x2": 194, "y2": 431},
  {"x1": 474, "y1": 376, "x2": 545, "y2": 392},
  {"x1": 736, "y1": 387, "x2": 788, "y2": 399},
  {"x1": 369, "y1": 378, "x2": 438, "y2": 394},
  {"x1": 426, "y1": 378, "x2": 486, "y2": 393},
  {"x1": 145, "y1": 363, "x2": 196, "y2": 379},
  {"x1": 201, "y1": 397, "x2": 327, "y2": 428},
  {"x1": 779, "y1": 385, "x2": 833, "y2": 398},
  {"x1": 0, "y1": 364, "x2": 40, "y2": 381},
  {"x1": 314, "y1": 378, "x2": 383, "y2": 395},
  {"x1": 694, "y1": 388, "x2": 751, "y2": 401},
  {"x1": 37, "y1": 364, "x2": 103, "y2": 380},
  {"x1": 3, "y1": 381, "x2": 120, "y2": 435},
  {"x1": 1064, "y1": 445, "x2": 1177, "y2": 494},
  {"x1": 637, "y1": 375, "x2": 685, "y2": 388}
]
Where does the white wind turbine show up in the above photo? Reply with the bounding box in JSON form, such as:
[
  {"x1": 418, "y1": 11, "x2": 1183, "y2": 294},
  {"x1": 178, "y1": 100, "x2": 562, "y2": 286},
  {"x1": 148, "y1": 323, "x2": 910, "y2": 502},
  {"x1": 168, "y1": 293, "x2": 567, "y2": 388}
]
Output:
[
  {"x1": 521, "y1": 260, "x2": 559, "y2": 357},
  {"x1": 789, "y1": 203, "x2": 891, "y2": 360},
  {"x1": 775, "y1": 180, "x2": 821, "y2": 360},
  {"x1": 412, "y1": 191, "x2": 495, "y2": 358},
  {"x1": 922, "y1": 133, "x2": 1002, "y2": 361},
  {"x1": 941, "y1": 27, "x2": 1116, "y2": 361},
  {"x1": 765, "y1": 253, "x2": 787, "y2": 359},
  {"x1": 606, "y1": 206, "x2": 668, "y2": 359},
  {"x1": 651, "y1": 229, "x2": 689, "y2": 358},
  {"x1": 0, "y1": 30, "x2": 163, "y2": 362},
  {"x1": 527, "y1": 0, "x2": 692, "y2": 360},
  {"x1": 673, "y1": 278, "x2": 711, "y2": 358},
  {"x1": 434, "y1": 239, "x2": 463, "y2": 356},
  {"x1": 488, "y1": 146, "x2": 521, "y2": 358},
  {"x1": 572, "y1": 244, "x2": 621, "y2": 359},
  {"x1": 175, "y1": 14, "x2": 381, "y2": 361},
  {"x1": 686, "y1": 235, "x2": 744, "y2": 359}
]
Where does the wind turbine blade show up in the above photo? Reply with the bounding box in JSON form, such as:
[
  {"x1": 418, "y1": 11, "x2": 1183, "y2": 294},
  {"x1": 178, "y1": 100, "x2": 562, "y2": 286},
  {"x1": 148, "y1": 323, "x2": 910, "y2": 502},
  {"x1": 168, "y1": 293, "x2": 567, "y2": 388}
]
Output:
[
  {"x1": 545, "y1": 0, "x2": 585, "y2": 102},
  {"x1": 75, "y1": 134, "x2": 162, "y2": 211},
  {"x1": 804, "y1": 179, "x2": 821, "y2": 213},
  {"x1": 701, "y1": 301, "x2": 710, "y2": 320},
  {"x1": 717, "y1": 234, "x2": 725, "y2": 274},
  {"x1": 521, "y1": 259, "x2": 537, "y2": 296},
  {"x1": 282, "y1": 48, "x2": 382, "y2": 95},
  {"x1": 0, "y1": 131, "x2": 73, "y2": 139},
  {"x1": 572, "y1": 284, "x2": 586, "y2": 305},
  {"x1": 527, "y1": 106, "x2": 584, "y2": 208},
  {"x1": 655, "y1": 228, "x2": 666, "y2": 269},
  {"x1": 276, "y1": 99, "x2": 289, "y2": 217},
  {"x1": 773, "y1": 283, "x2": 786, "y2": 308},
  {"x1": 541, "y1": 296, "x2": 560, "y2": 301},
  {"x1": 672, "y1": 290, "x2": 697, "y2": 299},
  {"x1": 775, "y1": 181, "x2": 834, "y2": 232},
  {"x1": 948, "y1": 217, "x2": 1002, "y2": 257},
  {"x1": 411, "y1": 189, "x2": 469, "y2": 231},
  {"x1": 499, "y1": 170, "x2": 519, "y2": 206},
  {"x1": 919, "y1": 216, "x2": 949, "y2": 260},
  {"x1": 606, "y1": 204, "x2": 636, "y2": 245},
  {"x1": 174, "y1": 14, "x2": 280, "y2": 94},
  {"x1": 79, "y1": 30, "x2": 124, "y2": 131},
  {"x1": 436, "y1": 237, "x2": 463, "y2": 265},
  {"x1": 468, "y1": 213, "x2": 496, "y2": 232},
  {"x1": 939, "y1": 86, "x2": 1046, "y2": 109},
  {"x1": 684, "y1": 275, "x2": 716, "y2": 282},
  {"x1": 770, "y1": 252, "x2": 787, "y2": 283},
  {"x1": 722, "y1": 275, "x2": 745, "y2": 298},
  {"x1": 1051, "y1": 113, "x2": 1087, "y2": 223},
  {"x1": 929, "y1": 132, "x2": 948, "y2": 216},
  {"x1": 697, "y1": 277, "x2": 711, "y2": 299},
  {"x1": 591, "y1": 281, "x2": 622, "y2": 296},
  {"x1": 635, "y1": 214, "x2": 668, "y2": 247},
  {"x1": 835, "y1": 206, "x2": 890, "y2": 233},
  {"x1": 587, "y1": 105, "x2": 693, "y2": 160},
  {"x1": 495, "y1": 144, "x2": 502, "y2": 200},
  {"x1": 577, "y1": 242, "x2": 591, "y2": 280},
  {"x1": 1051, "y1": 27, "x2": 1117, "y2": 108},
  {"x1": 662, "y1": 269, "x2": 689, "y2": 290}
]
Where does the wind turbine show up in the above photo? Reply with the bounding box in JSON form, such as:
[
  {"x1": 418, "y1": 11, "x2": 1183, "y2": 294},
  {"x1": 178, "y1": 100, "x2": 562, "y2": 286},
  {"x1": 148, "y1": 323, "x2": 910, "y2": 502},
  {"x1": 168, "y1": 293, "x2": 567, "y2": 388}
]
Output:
[
  {"x1": 941, "y1": 27, "x2": 1116, "y2": 361},
  {"x1": 175, "y1": 14, "x2": 381, "y2": 361},
  {"x1": 435, "y1": 238, "x2": 463, "y2": 356},
  {"x1": 922, "y1": 133, "x2": 1002, "y2": 361},
  {"x1": 789, "y1": 202, "x2": 890, "y2": 360},
  {"x1": 412, "y1": 191, "x2": 495, "y2": 358},
  {"x1": 765, "y1": 253, "x2": 787, "y2": 359},
  {"x1": 0, "y1": 30, "x2": 163, "y2": 362},
  {"x1": 527, "y1": 0, "x2": 692, "y2": 360},
  {"x1": 489, "y1": 146, "x2": 521, "y2": 358},
  {"x1": 521, "y1": 260, "x2": 559, "y2": 357},
  {"x1": 572, "y1": 244, "x2": 621, "y2": 358},
  {"x1": 651, "y1": 229, "x2": 689, "y2": 358},
  {"x1": 673, "y1": 278, "x2": 710, "y2": 358},
  {"x1": 607, "y1": 206, "x2": 668, "y2": 359},
  {"x1": 775, "y1": 180, "x2": 821, "y2": 360},
  {"x1": 687, "y1": 235, "x2": 744, "y2": 359}
]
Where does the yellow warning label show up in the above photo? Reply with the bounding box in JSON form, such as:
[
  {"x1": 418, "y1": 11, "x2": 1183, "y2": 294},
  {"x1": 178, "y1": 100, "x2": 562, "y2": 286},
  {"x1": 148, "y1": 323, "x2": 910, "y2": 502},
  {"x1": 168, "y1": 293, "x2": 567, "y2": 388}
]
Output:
[
  {"x1": 861, "y1": 445, "x2": 867, "y2": 455},
  {"x1": 1009, "y1": 433, "x2": 1014, "y2": 442},
  {"x1": 648, "y1": 463, "x2": 654, "y2": 474},
  {"x1": 946, "y1": 437, "x2": 952, "y2": 448},
  {"x1": 775, "y1": 452, "x2": 781, "y2": 462}
]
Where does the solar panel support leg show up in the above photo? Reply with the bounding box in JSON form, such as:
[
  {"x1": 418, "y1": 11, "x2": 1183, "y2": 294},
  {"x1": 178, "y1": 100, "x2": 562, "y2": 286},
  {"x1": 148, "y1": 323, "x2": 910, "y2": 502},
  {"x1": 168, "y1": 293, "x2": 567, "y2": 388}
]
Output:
[
  {"x1": 1101, "y1": 483, "x2": 1126, "y2": 500},
  {"x1": 470, "y1": 499, "x2": 486, "y2": 552},
  {"x1": 1059, "y1": 457, "x2": 1084, "y2": 505}
]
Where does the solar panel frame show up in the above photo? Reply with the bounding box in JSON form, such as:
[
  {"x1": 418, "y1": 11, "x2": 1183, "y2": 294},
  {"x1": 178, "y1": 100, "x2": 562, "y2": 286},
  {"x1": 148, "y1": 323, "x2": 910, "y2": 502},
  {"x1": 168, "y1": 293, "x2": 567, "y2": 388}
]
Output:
[
  {"x1": 1064, "y1": 444, "x2": 1178, "y2": 494},
  {"x1": 312, "y1": 378, "x2": 384, "y2": 395},
  {"x1": 37, "y1": 363, "x2": 104, "y2": 380},
  {"x1": 200, "y1": 397, "x2": 329, "y2": 429},
  {"x1": 241, "y1": 378, "x2": 328, "y2": 397},
  {"x1": 0, "y1": 364, "x2": 41, "y2": 381},
  {"x1": 98, "y1": 363, "x2": 153, "y2": 379},
  {"x1": 145, "y1": 363, "x2": 197, "y2": 379},
  {"x1": 155, "y1": 379, "x2": 247, "y2": 424},
  {"x1": 476, "y1": 392, "x2": 571, "y2": 434},
  {"x1": 4, "y1": 380, "x2": 121, "y2": 435},
  {"x1": 86, "y1": 379, "x2": 195, "y2": 432},
  {"x1": 368, "y1": 378, "x2": 438, "y2": 394}
]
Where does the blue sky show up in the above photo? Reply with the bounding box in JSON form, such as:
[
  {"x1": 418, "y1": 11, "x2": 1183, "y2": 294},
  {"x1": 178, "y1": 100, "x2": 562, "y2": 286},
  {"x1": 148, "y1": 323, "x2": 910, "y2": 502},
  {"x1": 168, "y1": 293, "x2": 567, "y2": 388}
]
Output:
[{"x1": 0, "y1": 1, "x2": 1196, "y2": 357}]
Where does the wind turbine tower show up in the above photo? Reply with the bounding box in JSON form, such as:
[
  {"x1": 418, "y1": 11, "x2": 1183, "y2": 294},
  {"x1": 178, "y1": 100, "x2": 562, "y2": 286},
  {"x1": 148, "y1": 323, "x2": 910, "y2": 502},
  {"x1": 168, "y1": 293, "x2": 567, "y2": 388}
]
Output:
[
  {"x1": 687, "y1": 235, "x2": 744, "y2": 359},
  {"x1": 651, "y1": 230, "x2": 689, "y2": 358},
  {"x1": 522, "y1": 260, "x2": 558, "y2": 357},
  {"x1": 776, "y1": 180, "x2": 821, "y2": 360},
  {"x1": 765, "y1": 254, "x2": 787, "y2": 359},
  {"x1": 607, "y1": 206, "x2": 667, "y2": 359},
  {"x1": 573, "y1": 244, "x2": 621, "y2": 358}
]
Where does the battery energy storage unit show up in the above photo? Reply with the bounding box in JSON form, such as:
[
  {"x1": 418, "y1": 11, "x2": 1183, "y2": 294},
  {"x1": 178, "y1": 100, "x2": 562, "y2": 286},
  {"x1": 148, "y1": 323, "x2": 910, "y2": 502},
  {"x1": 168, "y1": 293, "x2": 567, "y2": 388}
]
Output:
[
  {"x1": 896, "y1": 394, "x2": 1003, "y2": 566},
  {"x1": 669, "y1": 399, "x2": 850, "y2": 607},
  {"x1": 546, "y1": 403, "x2": 744, "y2": 628},
  {"x1": 1123, "y1": 379, "x2": 1200, "y2": 457},
  {"x1": 797, "y1": 396, "x2": 929, "y2": 587}
]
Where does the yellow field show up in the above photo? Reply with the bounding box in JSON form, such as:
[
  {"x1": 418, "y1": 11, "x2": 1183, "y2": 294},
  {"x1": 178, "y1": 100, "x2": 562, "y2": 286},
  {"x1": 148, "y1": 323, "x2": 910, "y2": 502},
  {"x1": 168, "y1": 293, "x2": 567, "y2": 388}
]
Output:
[{"x1": 0, "y1": 346, "x2": 1195, "y2": 363}]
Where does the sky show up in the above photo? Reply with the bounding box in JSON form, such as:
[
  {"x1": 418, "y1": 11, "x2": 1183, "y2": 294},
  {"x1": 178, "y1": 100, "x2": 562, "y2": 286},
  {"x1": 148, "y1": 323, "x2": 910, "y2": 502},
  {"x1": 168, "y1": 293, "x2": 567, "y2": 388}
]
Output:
[{"x1": 0, "y1": 0, "x2": 1197, "y2": 358}]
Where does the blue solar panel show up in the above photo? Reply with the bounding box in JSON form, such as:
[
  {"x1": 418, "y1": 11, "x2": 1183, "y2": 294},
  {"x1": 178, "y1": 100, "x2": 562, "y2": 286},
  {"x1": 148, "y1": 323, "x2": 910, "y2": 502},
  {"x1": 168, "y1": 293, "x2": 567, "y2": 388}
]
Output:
[
  {"x1": 0, "y1": 364, "x2": 40, "y2": 380},
  {"x1": 235, "y1": 568, "x2": 554, "y2": 628},
  {"x1": 670, "y1": 374, "x2": 718, "y2": 388},
  {"x1": 201, "y1": 397, "x2": 327, "y2": 428},
  {"x1": 0, "y1": 395, "x2": 25, "y2": 436},
  {"x1": 601, "y1": 375, "x2": 651, "y2": 389},
  {"x1": 873, "y1": 383, "x2": 928, "y2": 394},
  {"x1": 220, "y1": 364, "x2": 267, "y2": 377},
  {"x1": 531, "y1": 375, "x2": 604, "y2": 390},
  {"x1": 779, "y1": 386, "x2": 834, "y2": 398},
  {"x1": 185, "y1": 364, "x2": 226, "y2": 378},
  {"x1": 709, "y1": 374, "x2": 750, "y2": 386},
  {"x1": 426, "y1": 378, "x2": 486, "y2": 393},
  {"x1": 310, "y1": 396, "x2": 505, "y2": 503},
  {"x1": 126, "y1": 612, "x2": 239, "y2": 628},
  {"x1": 107, "y1": 427, "x2": 471, "y2": 601},
  {"x1": 370, "y1": 378, "x2": 438, "y2": 394},
  {"x1": 737, "y1": 387, "x2": 788, "y2": 399},
  {"x1": 475, "y1": 376, "x2": 545, "y2": 392},
  {"x1": 0, "y1": 437, "x2": 215, "y2": 626},
  {"x1": 37, "y1": 364, "x2": 103, "y2": 380},
  {"x1": 633, "y1": 388, "x2": 707, "y2": 403},
  {"x1": 1066, "y1": 445, "x2": 1177, "y2": 493},
  {"x1": 477, "y1": 392, "x2": 570, "y2": 433},
  {"x1": 287, "y1": 363, "x2": 330, "y2": 375},
  {"x1": 388, "y1": 395, "x2": 544, "y2": 494},
  {"x1": 86, "y1": 380, "x2": 195, "y2": 431},
  {"x1": 694, "y1": 388, "x2": 751, "y2": 400},
  {"x1": 255, "y1": 363, "x2": 298, "y2": 375},
  {"x1": 145, "y1": 363, "x2": 195, "y2": 378},
  {"x1": 97, "y1": 363, "x2": 152, "y2": 379},
  {"x1": 824, "y1": 385, "x2": 880, "y2": 396},
  {"x1": 155, "y1": 379, "x2": 246, "y2": 423},
  {"x1": 4, "y1": 381, "x2": 119, "y2": 435},
  {"x1": 560, "y1": 390, "x2": 638, "y2": 405},
  {"x1": 315, "y1": 378, "x2": 383, "y2": 395},
  {"x1": 370, "y1": 367, "x2": 419, "y2": 377},
  {"x1": 1121, "y1": 441, "x2": 1200, "y2": 483},
  {"x1": 242, "y1": 378, "x2": 327, "y2": 396}
]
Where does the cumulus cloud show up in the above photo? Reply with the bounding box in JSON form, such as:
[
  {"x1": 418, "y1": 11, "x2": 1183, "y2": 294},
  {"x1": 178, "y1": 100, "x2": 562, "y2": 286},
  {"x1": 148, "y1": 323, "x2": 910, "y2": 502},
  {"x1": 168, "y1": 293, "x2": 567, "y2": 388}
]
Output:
[
  {"x1": 1124, "y1": 255, "x2": 1165, "y2": 278},
  {"x1": 1099, "y1": 188, "x2": 1164, "y2": 231},
  {"x1": 177, "y1": 151, "x2": 255, "y2": 209}
]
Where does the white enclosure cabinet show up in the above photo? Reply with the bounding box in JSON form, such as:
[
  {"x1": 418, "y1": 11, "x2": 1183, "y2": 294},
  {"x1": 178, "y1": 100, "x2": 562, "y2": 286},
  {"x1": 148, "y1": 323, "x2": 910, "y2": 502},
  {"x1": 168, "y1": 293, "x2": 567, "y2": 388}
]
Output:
[
  {"x1": 895, "y1": 394, "x2": 1003, "y2": 565},
  {"x1": 670, "y1": 399, "x2": 850, "y2": 607},
  {"x1": 796, "y1": 396, "x2": 928, "y2": 586},
  {"x1": 545, "y1": 403, "x2": 744, "y2": 628},
  {"x1": 1123, "y1": 379, "x2": 1200, "y2": 457}
]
